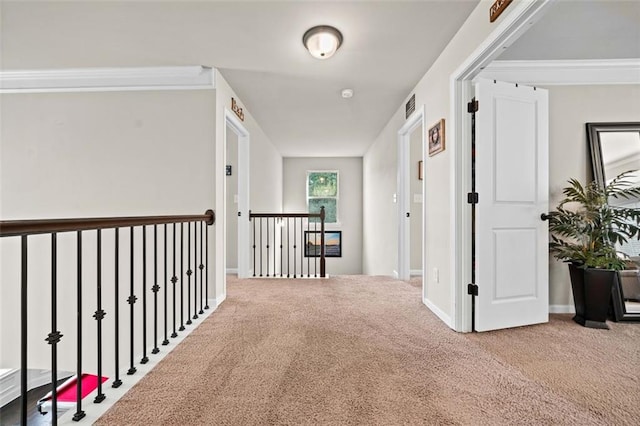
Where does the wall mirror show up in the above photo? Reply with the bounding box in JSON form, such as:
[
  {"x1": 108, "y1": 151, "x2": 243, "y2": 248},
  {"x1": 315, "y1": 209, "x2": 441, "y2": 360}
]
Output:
[{"x1": 588, "y1": 122, "x2": 640, "y2": 321}]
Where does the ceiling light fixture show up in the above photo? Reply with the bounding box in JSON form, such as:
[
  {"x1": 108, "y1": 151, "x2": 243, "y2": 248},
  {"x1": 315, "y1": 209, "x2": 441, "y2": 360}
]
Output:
[
  {"x1": 303, "y1": 25, "x2": 343, "y2": 60},
  {"x1": 341, "y1": 89, "x2": 354, "y2": 99}
]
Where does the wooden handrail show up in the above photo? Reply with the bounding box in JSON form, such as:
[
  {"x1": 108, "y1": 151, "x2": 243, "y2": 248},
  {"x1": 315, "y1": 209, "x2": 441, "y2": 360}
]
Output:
[
  {"x1": 0, "y1": 210, "x2": 215, "y2": 237},
  {"x1": 249, "y1": 212, "x2": 322, "y2": 219}
]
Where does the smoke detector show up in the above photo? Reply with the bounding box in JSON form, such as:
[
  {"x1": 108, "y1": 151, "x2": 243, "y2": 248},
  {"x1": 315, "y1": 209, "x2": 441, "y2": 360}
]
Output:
[{"x1": 341, "y1": 88, "x2": 354, "y2": 99}]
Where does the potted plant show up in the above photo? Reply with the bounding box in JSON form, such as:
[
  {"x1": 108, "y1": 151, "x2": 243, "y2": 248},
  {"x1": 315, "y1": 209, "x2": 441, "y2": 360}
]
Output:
[{"x1": 547, "y1": 171, "x2": 640, "y2": 329}]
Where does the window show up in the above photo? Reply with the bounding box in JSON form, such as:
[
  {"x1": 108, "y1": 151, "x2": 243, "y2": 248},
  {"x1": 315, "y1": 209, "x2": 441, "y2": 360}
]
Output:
[{"x1": 307, "y1": 171, "x2": 338, "y2": 223}]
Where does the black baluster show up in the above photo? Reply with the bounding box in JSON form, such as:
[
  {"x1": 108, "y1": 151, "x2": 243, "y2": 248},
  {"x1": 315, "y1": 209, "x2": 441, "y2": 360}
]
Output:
[
  {"x1": 252, "y1": 216, "x2": 256, "y2": 277},
  {"x1": 199, "y1": 222, "x2": 204, "y2": 315},
  {"x1": 140, "y1": 226, "x2": 148, "y2": 364},
  {"x1": 186, "y1": 222, "x2": 192, "y2": 325},
  {"x1": 293, "y1": 218, "x2": 297, "y2": 278},
  {"x1": 314, "y1": 217, "x2": 318, "y2": 278},
  {"x1": 259, "y1": 218, "x2": 263, "y2": 277},
  {"x1": 127, "y1": 227, "x2": 137, "y2": 375},
  {"x1": 307, "y1": 218, "x2": 310, "y2": 278},
  {"x1": 205, "y1": 223, "x2": 210, "y2": 310},
  {"x1": 151, "y1": 225, "x2": 160, "y2": 354},
  {"x1": 163, "y1": 224, "x2": 169, "y2": 345},
  {"x1": 273, "y1": 217, "x2": 277, "y2": 277},
  {"x1": 94, "y1": 229, "x2": 106, "y2": 403},
  {"x1": 179, "y1": 223, "x2": 185, "y2": 331},
  {"x1": 20, "y1": 236, "x2": 27, "y2": 426},
  {"x1": 171, "y1": 223, "x2": 178, "y2": 336},
  {"x1": 46, "y1": 233, "x2": 62, "y2": 425},
  {"x1": 73, "y1": 231, "x2": 86, "y2": 421},
  {"x1": 113, "y1": 228, "x2": 122, "y2": 388},
  {"x1": 266, "y1": 217, "x2": 270, "y2": 277},
  {"x1": 193, "y1": 222, "x2": 199, "y2": 320}
]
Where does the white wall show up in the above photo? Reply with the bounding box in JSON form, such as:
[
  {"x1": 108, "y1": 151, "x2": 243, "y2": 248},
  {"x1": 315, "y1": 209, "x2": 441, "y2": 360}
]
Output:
[
  {"x1": 283, "y1": 157, "x2": 363, "y2": 275},
  {"x1": 0, "y1": 90, "x2": 216, "y2": 372},
  {"x1": 214, "y1": 70, "x2": 283, "y2": 288},
  {"x1": 364, "y1": 0, "x2": 522, "y2": 319},
  {"x1": 545, "y1": 84, "x2": 640, "y2": 307}
]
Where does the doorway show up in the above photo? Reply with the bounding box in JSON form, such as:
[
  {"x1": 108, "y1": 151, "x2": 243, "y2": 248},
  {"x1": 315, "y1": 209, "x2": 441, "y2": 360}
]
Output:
[
  {"x1": 224, "y1": 109, "x2": 250, "y2": 279},
  {"x1": 450, "y1": 1, "x2": 554, "y2": 331},
  {"x1": 225, "y1": 124, "x2": 239, "y2": 274},
  {"x1": 397, "y1": 106, "x2": 426, "y2": 291}
]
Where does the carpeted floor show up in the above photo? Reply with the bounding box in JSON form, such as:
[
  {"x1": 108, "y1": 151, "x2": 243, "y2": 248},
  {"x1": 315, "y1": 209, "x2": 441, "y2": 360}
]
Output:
[{"x1": 96, "y1": 275, "x2": 640, "y2": 425}]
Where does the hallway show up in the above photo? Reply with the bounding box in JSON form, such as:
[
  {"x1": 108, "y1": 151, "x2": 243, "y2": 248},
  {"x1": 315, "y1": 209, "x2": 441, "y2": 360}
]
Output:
[{"x1": 94, "y1": 275, "x2": 639, "y2": 425}]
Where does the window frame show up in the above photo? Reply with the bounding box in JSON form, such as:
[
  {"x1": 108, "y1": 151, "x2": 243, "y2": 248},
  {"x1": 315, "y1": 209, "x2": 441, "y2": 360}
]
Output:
[{"x1": 306, "y1": 170, "x2": 339, "y2": 224}]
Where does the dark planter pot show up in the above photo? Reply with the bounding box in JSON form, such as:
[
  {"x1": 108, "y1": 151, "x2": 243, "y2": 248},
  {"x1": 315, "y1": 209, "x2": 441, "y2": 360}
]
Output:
[{"x1": 568, "y1": 264, "x2": 616, "y2": 329}]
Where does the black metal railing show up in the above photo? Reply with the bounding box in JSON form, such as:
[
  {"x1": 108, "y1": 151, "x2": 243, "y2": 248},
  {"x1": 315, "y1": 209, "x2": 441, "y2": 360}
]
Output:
[
  {"x1": 0, "y1": 210, "x2": 214, "y2": 425},
  {"x1": 249, "y1": 207, "x2": 325, "y2": 278}
]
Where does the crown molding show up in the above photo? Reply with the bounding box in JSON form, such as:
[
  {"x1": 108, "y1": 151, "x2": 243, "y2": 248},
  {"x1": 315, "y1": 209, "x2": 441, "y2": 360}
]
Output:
[
  {"x1": 477, "y1": 59, "x2": 640, "y2": 85},
  {"x1": 0, "y1": 66, "x2": 215, "y2": 93}
]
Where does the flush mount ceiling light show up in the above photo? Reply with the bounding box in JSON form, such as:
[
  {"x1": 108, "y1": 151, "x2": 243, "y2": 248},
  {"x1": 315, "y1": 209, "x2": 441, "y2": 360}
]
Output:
[{"x1": 303, "y1": 25, "x2": 343, "y2": 59}]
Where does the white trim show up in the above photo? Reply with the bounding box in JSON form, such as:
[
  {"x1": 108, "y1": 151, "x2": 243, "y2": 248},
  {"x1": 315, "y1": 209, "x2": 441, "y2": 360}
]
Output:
[
  {"x1": 226, "y1": 268, "x2": 238, "y2": 275},
  {"x1": 423, "y1": 296, "x2": 453, "y2": 328},
  {"x1": 550, "y1": 304, "x2": 575, "y2": 314},
  {"x1": 0, "y1": 369, "x2": 64, "y2": 408},
  {"x1": 450, "y1": 0, "x2": 556, "y2": 333},
  {"x1": 216, "y1": 294, "x2": 227, "y2": 308},
  {"x1": 410, "y1": 269, "x2": 423, "y2": 277},
  {"x1": 0, "y1": 66, "x2": 215, "y2": 93},
  {"x1": 224, "y1": 109, "x2": 251, "y2": 280},
  {"x1": 397, "y1": 105, "x2": 426, "y2": 282},
  {"x1": 478, "y1": 59, "x2": 640, "y2": 86},
  {"x1": 306, "y1": 170, "x2": 340, "y2": 225}
]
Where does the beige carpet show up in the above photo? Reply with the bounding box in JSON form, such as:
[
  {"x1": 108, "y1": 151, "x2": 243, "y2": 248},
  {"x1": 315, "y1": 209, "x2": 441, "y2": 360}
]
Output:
[{"x1": 96, "y1": 275, "x2": 640, "y2": 425}]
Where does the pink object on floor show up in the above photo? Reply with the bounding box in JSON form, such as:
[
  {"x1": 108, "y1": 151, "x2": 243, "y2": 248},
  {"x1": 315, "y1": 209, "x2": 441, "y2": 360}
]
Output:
[
  {"x1": 37, "y1": 374, "x2": 109, "y2": 414},
  {"x1": 55, "y1": 373, "x2": 109, "y2": 402}
]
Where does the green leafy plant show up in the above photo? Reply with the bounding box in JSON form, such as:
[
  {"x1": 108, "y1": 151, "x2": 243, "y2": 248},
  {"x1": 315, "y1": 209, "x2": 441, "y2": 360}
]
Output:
[{"x1": 548, "y1": 171, "x2": 640, "y2": 270}]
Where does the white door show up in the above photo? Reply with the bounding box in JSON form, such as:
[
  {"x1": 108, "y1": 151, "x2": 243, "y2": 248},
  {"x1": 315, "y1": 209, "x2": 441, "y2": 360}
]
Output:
[{"x1": 475, "y1": 79, "x2": 549, "y2": 332}]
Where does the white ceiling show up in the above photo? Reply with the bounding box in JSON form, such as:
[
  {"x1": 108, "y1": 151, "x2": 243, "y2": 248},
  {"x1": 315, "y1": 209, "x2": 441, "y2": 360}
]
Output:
[
  {"x1": 3, "y1": 1, "x2": 638, "y2": 157},
  {"x1": 1, "y1": 0, "x2": 480, "y2": 157},
  {"x1": 499, "y1": 0, "x2": 640, "y2": 61}
]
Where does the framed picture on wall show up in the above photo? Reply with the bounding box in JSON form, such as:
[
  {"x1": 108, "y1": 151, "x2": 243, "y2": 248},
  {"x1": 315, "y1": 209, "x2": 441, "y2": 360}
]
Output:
[
  {"x1": 428, "y1": 118, "x2": 445, "y2": 156},
  {"x1": 304, "y1": 231, "x2": 342, "y2": 258},
  {"x1": 418, "y1": 160, "x2": 423, "y2": 180}
]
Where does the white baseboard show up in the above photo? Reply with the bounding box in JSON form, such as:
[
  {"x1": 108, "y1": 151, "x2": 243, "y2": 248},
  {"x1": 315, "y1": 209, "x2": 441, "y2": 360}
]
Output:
[
  {"x1": 549, "y1": 305, "x2": 576, "y2": 314},
  {"x1": 226, "y1": 268, "x2": 238, "y2": 275},
  {"x1": 410, "y1": 269, "x2": 422, "y2": 277},
  {"x1": 215, "y1": 294, "x2": 227, "y2": 308},
  {"x1": 0, "y1": 368, "x2": 72, "y2": 408},
  {"x1": 550, "y1": 304, "x2": 575, "y2": 314},
  {"x1": 423, "y1": 297, "x2": 453, "y2": 329}
]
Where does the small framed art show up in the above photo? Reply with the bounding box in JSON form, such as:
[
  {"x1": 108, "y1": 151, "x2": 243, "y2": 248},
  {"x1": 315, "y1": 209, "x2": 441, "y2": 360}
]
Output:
[{"x1": 428, "y1": 119, "x2": 445, "y2": 156}]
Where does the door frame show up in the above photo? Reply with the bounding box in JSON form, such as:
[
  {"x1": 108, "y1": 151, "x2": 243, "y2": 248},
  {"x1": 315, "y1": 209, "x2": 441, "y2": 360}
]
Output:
[
  {"x1": 449, "y1": 0, "x2": 555, "y2": 332},
  {"x1": 397, "y1": 105, "x2": 425, "y2": 283},
  {"x1": 224, "y1": 108, "x2": 250, "y2": 279}
]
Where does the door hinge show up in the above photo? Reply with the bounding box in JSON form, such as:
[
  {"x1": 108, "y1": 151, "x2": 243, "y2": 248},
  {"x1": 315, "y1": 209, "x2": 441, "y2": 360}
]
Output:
[
  {"x1": 467, "y1": 192, "x2": 479, "y2": 204},
  {"x1": 467, "y1": 99, "x2": 479, "y2": 113},
  {"x1": 467, "y1": 283, "x2": 478, "y2": 296}
]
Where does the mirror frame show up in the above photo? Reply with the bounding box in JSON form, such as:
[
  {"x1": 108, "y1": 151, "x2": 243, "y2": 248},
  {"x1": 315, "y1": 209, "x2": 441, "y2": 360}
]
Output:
[{"x1": 587, "y1": 121, "x2": 640, "y2": 321}]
